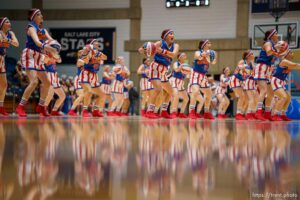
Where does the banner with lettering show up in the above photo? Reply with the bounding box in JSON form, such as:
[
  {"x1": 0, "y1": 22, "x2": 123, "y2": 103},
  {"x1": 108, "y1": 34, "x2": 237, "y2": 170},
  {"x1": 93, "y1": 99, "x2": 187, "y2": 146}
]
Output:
[{"x1": 49, "y1": 28, "x2": 116, "y2": 64}]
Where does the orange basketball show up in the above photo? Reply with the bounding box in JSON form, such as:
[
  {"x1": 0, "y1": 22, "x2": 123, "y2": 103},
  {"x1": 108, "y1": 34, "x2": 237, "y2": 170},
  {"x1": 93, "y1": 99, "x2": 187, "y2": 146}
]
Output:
[
  {"x1": 112, "y1": 64, "x2": 122, "y2": 74},
  {"x1": 45, "y1": 40, "x2": 61, "y2": 60},
  {"x1": 181, "y1": 63, "x2": 191, "y2": 74},
  {"x1": 275, "y1": 41, "x2": 289, "y2": 56},
  {"x1": 143, "y1": 42, "x2": 156, "y2": 57}
]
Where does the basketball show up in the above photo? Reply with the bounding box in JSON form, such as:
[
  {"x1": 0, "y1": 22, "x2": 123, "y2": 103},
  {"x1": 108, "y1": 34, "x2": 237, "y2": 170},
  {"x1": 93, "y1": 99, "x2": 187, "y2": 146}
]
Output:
[
  {"x1": 143, "y1": 42, "x2": 156, "y2": 57},
  {"x1": 275, "y1": 41, "x2": 289, "y2": 56},
  {"x1": 45, "y1": 40, "x2": 61, "y2": 53},
  {"x1": 181, "y1": 63, "x2": 191, "y2": 74},
  {"x1": 112, "y1": 64, "x2": 123, "y2": 74},
  {"x1": 207, "y1": 50, "x2": 217, "y2": 64},
  {"x1": 45, "y1": 40, "x2": 61, "y2": 59}
]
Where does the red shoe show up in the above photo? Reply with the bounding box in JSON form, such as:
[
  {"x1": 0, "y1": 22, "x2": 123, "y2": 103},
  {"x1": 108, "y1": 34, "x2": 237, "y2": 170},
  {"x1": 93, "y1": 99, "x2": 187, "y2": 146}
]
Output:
[
  {"x1": 92, "y1": 110, "x2": 103, "y2": 117},
  {"x1": 235, "y1": 113, "x2": 247, "y2": 120},
  {"x1": 189, "y1": 110, "x2": 197, "y2": 119},
  {"x1": 169, "y1": 112, "x2": 177, "y2": 119},
  {"x1": 264, "y1": 111, "x2": 272, "y2": 121},
  {"x1": 115, "y1": 111, "x2": 123, "y2": 116},
  {"x1": 222, "y1": 114, "x2": 227, "y2": 119},
  {"x1": 68, "y1": 109, "x2": 78, "y2": 116},
  {"x1": 178, "y1": 113, "x2": 188, "y2": 118},
  {"x1": 146, "y1": 111, "x2": 160, "y2": 119},
  {"x1": 82, "y1": 110, "x2": 91, "y2": 117},
  {"x1": 203, "y1": 112, "x2": 214, "y2": 120},
  {"x1": 16, "y1": 105, "x2": 27, "y2": 117},
  {"x1": 271, "y1": 115, "x2": 283, "y2": 121},
  {"x1": 51, "y1": 110, "x2": 64, "y2": 116},
  {"x1": 0, "y1": 107, "x2": 9, "y2": 116},
  {"x1": 40, "y1": 106, "x2": 50, "y2": 117},
  {"x1": 106, "y1": 111, "x2": 114, "y2": 116},
  {"x1": 245, "y1": 113, "x2": 255, "y2": 120},
  {"x1": 255, "y1": 110, "x2": 266, "y2": 121},
  {"x1": 217, "y1": 114, "x2": 225, "y2": 119},
  {"x1": 141, "y1": 110, "x2": 146, "y2": 117},
  {"x1": 154, "y1": 112, "x2": 160, "y2": 118},
  {"x1": 196, "y1": 113, "x2": 203, "y2": 119},
  {"x1": 161, "y1": 110, "x2": 172, "y2": 119},
  {"x1": 280, "y1": 115, "x2": 292, "y2": 121},
  {"x1": 118, "y1": 112, "x2": 128, "y2": 116},
  {"x1": 107, "y1": 111, "x2": 119, "y2": 117},
  {"x1": 36, "y1": 105, "x2": 43, "y2": 114}
]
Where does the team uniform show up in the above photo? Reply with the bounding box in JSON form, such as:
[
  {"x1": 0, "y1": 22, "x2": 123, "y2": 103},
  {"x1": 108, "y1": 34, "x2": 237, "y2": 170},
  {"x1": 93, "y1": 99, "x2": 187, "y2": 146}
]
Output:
[
  {"x1": 100, "y1": 72, "x2": 113, "y2": 95},
  {"x1": 215, "y1": 76, "x2": 230, "y2": 96},
  {"x1": 243, "y1": 61, "x2": 256, "y2": 91},
  {"x1": 140, "y1": 64, "x2": 153, "y2": 91},
  {"x1": 149, "y1": 40, "x2": 173, "y2": 82},
  {"x1": 20, "y1": 22, "x2": 46, "y2": 71},
  {"x1": 190, "y1": 50, "x2": 211, "y2": 88},
  {"x1": 170, "y1": 61, "x2": 186, "y2": 91},
  {"x1": 230, "y1": 61, "x2": 255, "y2": 90},
  {"x1": 0, "y1": 31, "x2": 12, "y2": 74},
  {"x1": 123, "y1": 79, "x2": 130, "y2": 99},
  {"x1": 111, "y1": 72, "x2": 126, "y2": 94},
  {"x1": 271, "y1": 62, "x2": 289, "y2": 91},
  {"x1": 78, "y1": 54, "x2": 101, "y2": 88},
  {"x1": 45, "y1": 60, "x2": 61, "y2": 89},
  {"x1": 74, "y1": 68, "x2": 83, "y2": 90},
  {"x1": 254, "y1": 40, "x2": 277, "y2": 81},
  {"x1": 229, "y1": 72, "x2": 243, "y2": 89}
]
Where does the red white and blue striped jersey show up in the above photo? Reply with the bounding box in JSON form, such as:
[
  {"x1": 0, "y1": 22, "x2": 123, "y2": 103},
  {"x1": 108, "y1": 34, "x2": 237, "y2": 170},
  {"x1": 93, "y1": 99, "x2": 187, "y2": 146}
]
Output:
[
  {"x1": 235, "y1": 60, "x2": 253, "y2": 81},
  {"x1": 80, "y1": 51, "x2": 102, "y2": 73},
  {"x1": 142, "y1": 64, "x2": 149, "y2": 78},
  {"x1": 154, "y1": 40, "x2": 174, "y2": 66},
  {"x1": 116, "y1": 72, "x2": 126, "y2": 81},
  {"x1": 273, "y1": 61, "x2": 289, "y2": 81},
  {"x1": 44, "y1": 57, "x2": 57, "y2": 73},
  {"x1": 26, "y1": 22, "x2": 46, "y2": 53},
  {"x1": 256, "y1": 40, "x2": 277, "y2": 66},
  {"x1": 193, "y1": 50, "x2": 210, "y2": 74},
  {"x1": 45, "y1": 63, "x2": 57, "y2": 73},
  {"x1": 101, "y1": 72, "x2": 112, "y2": 85},
  {"x1": 173, "y1": 61, "x2": 186, "y2": 79},
  {"x1": 0, "y1": 31, "x2": 12, "y2": 56},
  {"x1": 76, "y1": 68, "x2": 81, "y2": 76}
]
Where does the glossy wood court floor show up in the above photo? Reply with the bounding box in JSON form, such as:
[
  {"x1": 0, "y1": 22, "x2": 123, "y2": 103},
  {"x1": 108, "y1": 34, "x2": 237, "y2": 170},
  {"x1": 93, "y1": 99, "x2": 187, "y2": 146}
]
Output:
[{"x1": 0, "y1": 116, "x2": 299, "y2": 200}]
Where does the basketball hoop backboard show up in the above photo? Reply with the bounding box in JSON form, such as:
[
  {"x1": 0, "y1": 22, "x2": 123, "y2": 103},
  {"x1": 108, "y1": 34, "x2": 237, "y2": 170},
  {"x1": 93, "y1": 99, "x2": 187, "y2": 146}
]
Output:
[{"x1": 252, "y1": 22, "x2": 299, "y2": 50}]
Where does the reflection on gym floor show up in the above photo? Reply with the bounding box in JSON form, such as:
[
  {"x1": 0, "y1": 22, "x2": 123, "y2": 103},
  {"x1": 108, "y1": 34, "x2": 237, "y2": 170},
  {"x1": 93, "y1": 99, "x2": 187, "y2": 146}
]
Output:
[{"x1": 0, "y1": 118, "x2": 299, "y2": 200}]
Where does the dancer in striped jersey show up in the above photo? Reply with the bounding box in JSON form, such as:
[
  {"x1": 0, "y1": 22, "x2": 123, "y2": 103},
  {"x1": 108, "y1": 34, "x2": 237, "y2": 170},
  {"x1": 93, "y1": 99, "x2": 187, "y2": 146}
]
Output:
[
  {"x1": 44, "y1": 54, "x2": 66, "y2": 116},
  {"x1": 215, "y1": 67, "x2": 230, "y2": 119},
  {"x1": 0, "y1": 17, "x2": 19, "y2": 116},
  {"x1": 138, "y1": 29, "x2": 179, "y2": 119},
  {"x1": 16, "y1": 9, "x2": 57, "y2": 117},
  {"x1": 189, "y1": 40, "x2": 216, "y2": 119},
  {"x1": 169, "y1": 53, "x2": 189, "y2": 118},
  {"x1": 137, "y1": 58, "x2": 154, "y2": 116}
]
